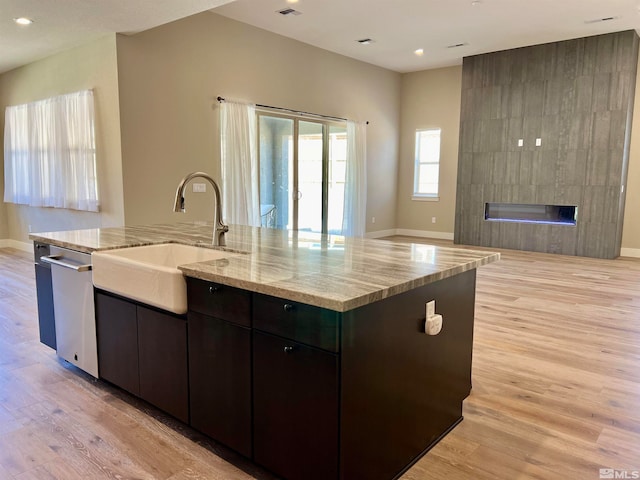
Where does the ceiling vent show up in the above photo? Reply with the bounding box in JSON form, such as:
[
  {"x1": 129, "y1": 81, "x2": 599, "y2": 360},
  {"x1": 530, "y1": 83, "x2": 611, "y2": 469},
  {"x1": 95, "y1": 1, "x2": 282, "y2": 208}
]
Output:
[
  {"x1": 584, "y1": 16, "x2": 619, "y2": 24},
  {"x1": 447, "y1": 42, "x2": 469, "y2": 49},
  {"x1": 278, "y1": 8, "x2": 302, "y2": 16}
]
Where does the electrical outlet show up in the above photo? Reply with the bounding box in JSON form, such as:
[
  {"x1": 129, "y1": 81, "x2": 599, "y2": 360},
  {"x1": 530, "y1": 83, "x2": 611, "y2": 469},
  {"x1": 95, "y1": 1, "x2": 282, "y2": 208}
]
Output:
[
  {"x1": 426, "y1": 300, "x2": 435, "y2": 318},
  {"x1": 28, "y1": 224, "x2": 32, "y2": 233},
  {"x1": 193, "y1": 183, "x2": 207, "y2": 193},
  {"x1": 371, "y1": 217, "x2": 376, "y2": 224},
  {"x1": 517, "y1": 138, "x2": 524, "y2": 147},
  {"x1": 431, "y1": 217, "x2": 436, "y2": 224}
]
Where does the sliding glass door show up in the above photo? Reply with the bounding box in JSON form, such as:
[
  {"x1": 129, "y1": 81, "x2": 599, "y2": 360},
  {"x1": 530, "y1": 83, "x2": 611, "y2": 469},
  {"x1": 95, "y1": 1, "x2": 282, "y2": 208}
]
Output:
[{"x1": 258, "y1": 113, "x2": 346, "y2": 234}]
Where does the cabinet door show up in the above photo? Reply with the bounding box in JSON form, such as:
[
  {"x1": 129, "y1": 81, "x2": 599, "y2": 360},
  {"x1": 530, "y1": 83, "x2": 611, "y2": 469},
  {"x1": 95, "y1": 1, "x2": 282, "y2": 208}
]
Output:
[
  {"x1": 188, "y1": 312, "x2": 251, "y2": 457},
  {"x1": 34, "y1": 264, "x2": 56, "y2": 350},
  {"x1": 253, "y1": 332, "x2": 339, "y2": 480},
  {"x1": 137, "y1": 306, "x2": 189, "y2": 423},
  {"x1": 95, "y1": 292, "x2": 139, "y2": 396}
]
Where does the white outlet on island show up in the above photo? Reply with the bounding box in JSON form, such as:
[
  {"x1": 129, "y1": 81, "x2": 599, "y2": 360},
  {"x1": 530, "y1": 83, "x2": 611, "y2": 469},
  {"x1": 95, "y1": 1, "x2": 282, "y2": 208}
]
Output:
[{"x1": 192, "y1": 183, "x2": 207, "y2": 193}]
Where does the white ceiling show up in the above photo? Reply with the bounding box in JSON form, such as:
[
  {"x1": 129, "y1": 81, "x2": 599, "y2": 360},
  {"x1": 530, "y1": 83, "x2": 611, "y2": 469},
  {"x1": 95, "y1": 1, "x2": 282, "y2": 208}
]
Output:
[
  {"x1": 2, "y1": 0, "x2": 640, "y2": 75},
  {"x1": 213, "y1": 0, "x2": 640, "y2": 72},
  {"x1": 0, "y1": 0, "x2": 235, "y2": 74}
]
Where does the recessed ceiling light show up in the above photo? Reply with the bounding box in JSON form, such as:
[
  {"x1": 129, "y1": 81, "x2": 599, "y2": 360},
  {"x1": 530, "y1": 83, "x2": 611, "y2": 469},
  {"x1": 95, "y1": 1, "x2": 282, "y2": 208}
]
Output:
[
  {"x1": 286, "y1": 0, "x2": 299, "y2": 3},
  {"x1": 471, "y1": 0, "x2": 482, "y2": 5},
  {"x1": 14, "y1": 17, "x2": 33, "y2": 26},
  {"x1": 414, "y1": 48, "x2": 424, "y2": 56},
  {"x1": 357, "y1": 38, "x2": 374, "y2": 45}
]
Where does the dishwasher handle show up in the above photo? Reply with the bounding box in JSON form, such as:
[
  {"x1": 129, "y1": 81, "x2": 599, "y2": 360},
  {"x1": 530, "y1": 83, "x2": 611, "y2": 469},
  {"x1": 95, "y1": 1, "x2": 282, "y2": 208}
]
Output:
[{"x1": 40, "y1": 254, "x2": 92, "y2": 272}]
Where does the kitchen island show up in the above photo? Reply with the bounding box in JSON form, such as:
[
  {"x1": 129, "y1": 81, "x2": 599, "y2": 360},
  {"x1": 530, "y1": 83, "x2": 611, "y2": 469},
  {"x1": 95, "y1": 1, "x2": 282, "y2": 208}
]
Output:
[{"x1": 31, "y1": 222, "x2": 499, "y2": 480}]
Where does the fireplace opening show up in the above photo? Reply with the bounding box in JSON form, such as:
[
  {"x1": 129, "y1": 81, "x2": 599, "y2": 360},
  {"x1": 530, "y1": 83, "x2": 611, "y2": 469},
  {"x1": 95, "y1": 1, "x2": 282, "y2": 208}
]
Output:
[{"x1": 485, "y1": 203, "x2": 577, "y2": 226}]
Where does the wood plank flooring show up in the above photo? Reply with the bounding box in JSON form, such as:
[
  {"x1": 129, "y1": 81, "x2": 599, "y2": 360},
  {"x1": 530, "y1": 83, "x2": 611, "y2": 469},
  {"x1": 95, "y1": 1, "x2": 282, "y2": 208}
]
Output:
[{"x1": 1, "y1": 241, "x2": 639, "y2": 479}]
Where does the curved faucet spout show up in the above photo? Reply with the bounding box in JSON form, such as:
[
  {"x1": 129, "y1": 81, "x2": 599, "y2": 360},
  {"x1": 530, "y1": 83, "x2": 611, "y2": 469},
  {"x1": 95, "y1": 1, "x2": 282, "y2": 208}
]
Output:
[{"x1": 173, "y1": 171, "x2": 229, "y2": 246}]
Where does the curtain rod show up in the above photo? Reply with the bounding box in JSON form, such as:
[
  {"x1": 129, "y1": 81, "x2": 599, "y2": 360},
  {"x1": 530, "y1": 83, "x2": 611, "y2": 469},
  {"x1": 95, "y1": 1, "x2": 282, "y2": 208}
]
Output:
[{"x1": 217, "y1": 96, "x2": 368, "y2": 125}]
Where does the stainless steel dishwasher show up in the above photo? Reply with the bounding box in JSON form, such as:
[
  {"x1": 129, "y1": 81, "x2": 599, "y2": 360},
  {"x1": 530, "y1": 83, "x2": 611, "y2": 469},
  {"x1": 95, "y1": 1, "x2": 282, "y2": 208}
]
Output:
[{"x1": 41, "y1": 246, "x2": 98, "y2": 378}]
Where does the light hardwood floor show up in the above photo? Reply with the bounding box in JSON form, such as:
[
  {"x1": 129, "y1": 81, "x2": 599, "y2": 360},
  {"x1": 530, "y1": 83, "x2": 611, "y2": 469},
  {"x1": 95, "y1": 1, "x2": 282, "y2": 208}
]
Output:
[{"x1": 1, "y1": 241, "x2": 639, "y2": 479}]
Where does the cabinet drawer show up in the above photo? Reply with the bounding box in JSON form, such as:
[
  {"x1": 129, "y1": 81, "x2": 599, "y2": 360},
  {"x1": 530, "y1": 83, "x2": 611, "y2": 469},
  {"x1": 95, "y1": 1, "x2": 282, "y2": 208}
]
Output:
[
  {"x1": 186, "y1": 277, "x2": 251, "y2": 327},
  {"x1": 253, "y1": 294, "x2": 340, "y2": 352}
]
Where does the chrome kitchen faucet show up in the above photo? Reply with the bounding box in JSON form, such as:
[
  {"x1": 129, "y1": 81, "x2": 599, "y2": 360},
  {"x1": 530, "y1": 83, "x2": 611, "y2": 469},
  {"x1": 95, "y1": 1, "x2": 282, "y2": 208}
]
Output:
[{"x1": 173, "y1": 171, "x2": 229, "y2": 246}]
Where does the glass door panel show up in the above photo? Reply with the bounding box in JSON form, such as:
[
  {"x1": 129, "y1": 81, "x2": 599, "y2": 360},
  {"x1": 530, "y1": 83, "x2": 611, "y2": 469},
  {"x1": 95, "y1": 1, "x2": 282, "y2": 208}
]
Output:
[
  {"x1": 297, "y1": 121, "x2": 323, "y2": 233},
  {"x1": 259, "y1": 115, "x2": 294, "y2": 229},
  {"x1": 327, "y1": 125, "x2": 347, "y2": 234}
]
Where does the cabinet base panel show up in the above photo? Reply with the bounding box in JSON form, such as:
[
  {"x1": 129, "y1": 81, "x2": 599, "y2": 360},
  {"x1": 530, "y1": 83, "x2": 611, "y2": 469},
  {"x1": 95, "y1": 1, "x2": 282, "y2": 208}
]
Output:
[{"x1": 391, "y1": 416, "x2": 464, "y2": 480}]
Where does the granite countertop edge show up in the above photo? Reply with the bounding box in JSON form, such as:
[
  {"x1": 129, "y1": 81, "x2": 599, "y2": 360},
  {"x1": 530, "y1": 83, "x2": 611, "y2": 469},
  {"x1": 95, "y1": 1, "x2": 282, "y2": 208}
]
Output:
[
  {"x1": 178, "y1": 254, "x2": 499, "y2": 312},
  {"x1": 29, "y1": 223, "x2": 500, "y2": 312}
]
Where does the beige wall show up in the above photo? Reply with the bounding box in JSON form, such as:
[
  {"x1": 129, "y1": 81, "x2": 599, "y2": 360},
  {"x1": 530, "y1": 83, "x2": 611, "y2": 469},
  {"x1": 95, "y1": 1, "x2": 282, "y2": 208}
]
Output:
[
  {"x1": 621, "y1": 50, "x2": 640, "y2": 252},
  {"x1": 0, "y1": 147, "x2": 6, "y2": 238},
  {"x1": 396, "y1": 67, "x2": 461, "y2": 236},
  {"x1": 0, "y1": 34, "x2": 125, "y2": 242},
  {"x1": 116, "y1": 12, "x2": 401, "y2": 230}
]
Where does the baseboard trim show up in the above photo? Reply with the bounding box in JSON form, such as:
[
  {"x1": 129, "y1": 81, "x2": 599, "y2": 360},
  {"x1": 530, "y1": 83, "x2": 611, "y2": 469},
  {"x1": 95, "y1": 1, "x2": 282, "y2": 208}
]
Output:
[
  {"x1": 365, "y1": 228, "x2": 455, "y2": 241},
  {"x1": 365, "y1": 229, "x2": 397, "y2": 239},
  {"x1": 620, "y1": 247, "x2": 640, "y2": 258},
  {"x1": 395, "y1": 229, "x2": 454, "y2": 241},
  {"x1": 0, "y1": 239, "x2": 32, "y2": 253}
]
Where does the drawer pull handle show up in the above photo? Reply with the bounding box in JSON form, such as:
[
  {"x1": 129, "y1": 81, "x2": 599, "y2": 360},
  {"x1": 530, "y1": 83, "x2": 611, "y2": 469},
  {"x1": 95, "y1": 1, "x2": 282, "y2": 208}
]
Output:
[
  {"x1": 283, "y1": 303, "x2": 294, "y2": 312},
  {"x1": 284, "y1": 346, "x2": 295, "y2": 354},
  {"x1": 209, "y1": 285, "x2": 222, "y2": 294}
]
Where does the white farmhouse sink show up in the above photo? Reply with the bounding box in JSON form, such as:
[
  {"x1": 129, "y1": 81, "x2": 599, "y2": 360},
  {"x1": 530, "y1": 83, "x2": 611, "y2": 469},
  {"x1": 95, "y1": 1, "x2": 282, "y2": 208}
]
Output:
[{"x1": 92, "y1": 243, "x2": 238, "y2": 314}]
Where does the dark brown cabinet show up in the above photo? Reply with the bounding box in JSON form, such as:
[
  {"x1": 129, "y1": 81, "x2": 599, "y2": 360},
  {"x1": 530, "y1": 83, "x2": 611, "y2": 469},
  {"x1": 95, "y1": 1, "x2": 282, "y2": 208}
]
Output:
[
  {"x1": 253, "y1": 331, "x2": 339, "y2": 480},
  {"x1": 34, "y1": 242, "x2": 56, "y2": 350},
  {"x1": 34, "y1": 264, "x2": 56, "y2": 349},
  {"x1": 340, "y1": 269, "x2": 476, "y2": 480},
  {"x1": 95, "y1": 292, "x2": 139, "y2": 396},
  {"x1": 95, "y1": 291, "x2": 188, "y2": 423},
  {"x1": 138, "y1": 306, "x2": 188, "y2": 423},
  {"x1": 92, "y1": 271, "x2": 477, "y2": 480},
  {"x1": 188, "y1": 311, "x2": 251, "y2": 457},
  {"x1": 186, "y1": 278, "x2": 252, "y2": 456}
]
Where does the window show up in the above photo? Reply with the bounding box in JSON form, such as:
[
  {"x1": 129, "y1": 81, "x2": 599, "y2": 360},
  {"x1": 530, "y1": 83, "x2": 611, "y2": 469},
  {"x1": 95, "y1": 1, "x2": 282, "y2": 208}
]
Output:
[
  {"x1": 3, "y1": 90, "x2": 99, "y2": 212},
  {"x1": 413, "y1": 128, "x2": 441, "y2": 201}
]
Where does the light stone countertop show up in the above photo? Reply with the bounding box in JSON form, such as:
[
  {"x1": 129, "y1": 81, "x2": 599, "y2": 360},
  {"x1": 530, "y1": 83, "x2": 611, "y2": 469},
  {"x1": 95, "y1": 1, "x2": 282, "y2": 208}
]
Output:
[{"x1": 30, "y1": 222, "x2": 500, "y2": 312}]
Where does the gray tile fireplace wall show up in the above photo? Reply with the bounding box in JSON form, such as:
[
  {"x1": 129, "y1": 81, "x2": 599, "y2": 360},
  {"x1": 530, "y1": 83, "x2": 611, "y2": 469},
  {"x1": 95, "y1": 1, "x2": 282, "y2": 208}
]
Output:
[{"x1": 454, "y1": 30, "x2": 639, "y2": 259}]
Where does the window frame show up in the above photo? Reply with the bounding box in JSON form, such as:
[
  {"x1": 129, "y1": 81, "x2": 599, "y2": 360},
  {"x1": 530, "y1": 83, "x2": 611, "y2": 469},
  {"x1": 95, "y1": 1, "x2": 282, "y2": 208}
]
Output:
[{"x1": 412, "y1": 128, "x2": 441, "y2": 202}]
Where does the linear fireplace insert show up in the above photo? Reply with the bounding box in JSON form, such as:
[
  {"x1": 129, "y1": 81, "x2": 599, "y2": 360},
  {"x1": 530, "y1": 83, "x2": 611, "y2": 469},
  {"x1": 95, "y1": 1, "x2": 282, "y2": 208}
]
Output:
[{"x1": 484, "y1": 203, "x2": 577, "y2": 226}]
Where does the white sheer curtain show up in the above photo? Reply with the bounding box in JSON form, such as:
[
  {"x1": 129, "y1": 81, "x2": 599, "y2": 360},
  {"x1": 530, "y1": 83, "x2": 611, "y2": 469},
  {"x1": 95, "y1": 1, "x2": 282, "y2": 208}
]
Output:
[
  {"x1": 220, "y1": 100, "x2": 260, "y2": 226},
  {"x1": 3, "y1": 90, "x2": 99, "y2": 212},
  {"x1": 342, "y1": 120, "x2": 367, "y2": 237}
]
